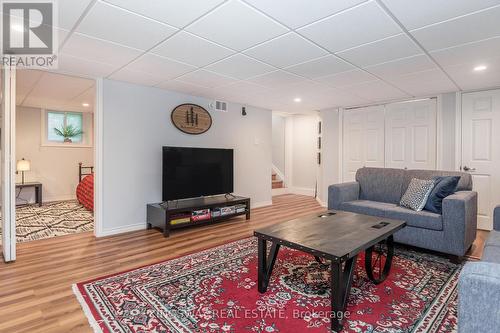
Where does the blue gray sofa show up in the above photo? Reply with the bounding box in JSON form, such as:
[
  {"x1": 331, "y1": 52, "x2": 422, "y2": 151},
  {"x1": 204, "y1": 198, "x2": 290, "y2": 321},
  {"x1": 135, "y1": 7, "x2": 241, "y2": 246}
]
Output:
[
  {"x1": 458, "y1": 206, "x2": 500, "y2": 332},
  {"x1": 328, "y1": 167, "x2": 477, "y2": 257}
]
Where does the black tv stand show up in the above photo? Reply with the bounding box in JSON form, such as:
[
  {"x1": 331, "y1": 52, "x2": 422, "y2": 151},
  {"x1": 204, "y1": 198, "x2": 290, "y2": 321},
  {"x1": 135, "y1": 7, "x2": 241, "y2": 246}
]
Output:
[{"x1": 147, "y1": 195, "x2": 251, "y2": 237}]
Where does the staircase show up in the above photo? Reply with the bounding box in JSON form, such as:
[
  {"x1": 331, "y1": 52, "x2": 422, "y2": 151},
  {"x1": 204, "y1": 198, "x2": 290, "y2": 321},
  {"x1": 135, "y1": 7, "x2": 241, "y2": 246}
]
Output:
[{"x1": 272, "y1": 172, "x2": 284, "y2": 189}]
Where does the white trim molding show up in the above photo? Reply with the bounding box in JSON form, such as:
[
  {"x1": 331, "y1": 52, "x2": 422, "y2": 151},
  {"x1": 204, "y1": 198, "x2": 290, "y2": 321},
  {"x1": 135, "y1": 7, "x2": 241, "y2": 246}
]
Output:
[
  {"x1": 316, "y1": 197, "x2": 327, "y2": 207},
  {"x1": 252, "y1": 200, "x2": 273, "y2": 209},
  {"x1": 94, "y1": 78, "x2": 104, "y2": 237},
  {"x1": 98, "y1": 223, "x2": 146, "y2": 237},
  {"x1": 288, "y1": 187, "x2": 315, "y2": 197}
]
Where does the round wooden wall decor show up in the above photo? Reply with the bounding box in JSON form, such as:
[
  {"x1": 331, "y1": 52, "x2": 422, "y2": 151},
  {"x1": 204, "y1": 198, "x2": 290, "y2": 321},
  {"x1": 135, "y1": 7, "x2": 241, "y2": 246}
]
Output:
[{"x1": 171, "y1": 104, "x2": 212, "y2": 135}]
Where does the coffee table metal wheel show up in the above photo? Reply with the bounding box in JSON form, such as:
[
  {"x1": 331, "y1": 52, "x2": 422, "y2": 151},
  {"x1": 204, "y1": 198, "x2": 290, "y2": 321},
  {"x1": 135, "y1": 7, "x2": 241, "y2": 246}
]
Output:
[{"x1": 365, "y1": 235, "x2": 394, "y2": 284}]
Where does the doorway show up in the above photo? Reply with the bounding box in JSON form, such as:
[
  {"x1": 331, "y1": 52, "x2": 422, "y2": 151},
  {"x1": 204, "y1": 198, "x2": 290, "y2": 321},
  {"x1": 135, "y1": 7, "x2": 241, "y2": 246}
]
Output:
[
  {"x1": 461, "y1": 89, "x2": 500, "y2": 231},
  {"x1": 13, "y1": 69, "x2": 96, "y2": 243}
]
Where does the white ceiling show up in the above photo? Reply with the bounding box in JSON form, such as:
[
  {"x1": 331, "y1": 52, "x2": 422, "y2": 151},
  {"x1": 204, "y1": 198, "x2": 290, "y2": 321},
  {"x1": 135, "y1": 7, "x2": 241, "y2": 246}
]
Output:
[
  {"x1": 17, "y1": 70, "x2": 95, "y2": 112},
  {"x1": 26, "y1": 0, "x2": 500, "y2": 112}
]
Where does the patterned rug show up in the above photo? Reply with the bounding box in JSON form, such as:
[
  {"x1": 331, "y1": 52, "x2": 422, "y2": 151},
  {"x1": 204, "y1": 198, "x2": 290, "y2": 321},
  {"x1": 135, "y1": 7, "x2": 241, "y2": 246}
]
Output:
[
  {"x1": 0, "y1": 200, "x2": 93, "y2": 243},
  {"x1": 74, "y1": 237, "x2": 460, "y2": 333}
]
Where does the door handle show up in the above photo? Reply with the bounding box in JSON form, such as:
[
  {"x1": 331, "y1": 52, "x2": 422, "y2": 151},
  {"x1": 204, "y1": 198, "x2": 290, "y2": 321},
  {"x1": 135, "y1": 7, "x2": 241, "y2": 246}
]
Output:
[{"x1": 463, "y1": 166, "x2": 476, "y2": 172}]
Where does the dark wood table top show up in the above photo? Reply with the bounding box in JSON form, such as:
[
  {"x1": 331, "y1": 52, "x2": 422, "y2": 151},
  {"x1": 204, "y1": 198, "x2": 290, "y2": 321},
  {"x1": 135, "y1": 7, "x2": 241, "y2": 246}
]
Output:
[
  {"x1": 254, "y1": 210, "x2": 405, "y2": 262},
  {"x1": 16, "y1": 182, "x2": 42, "y2": 187}
]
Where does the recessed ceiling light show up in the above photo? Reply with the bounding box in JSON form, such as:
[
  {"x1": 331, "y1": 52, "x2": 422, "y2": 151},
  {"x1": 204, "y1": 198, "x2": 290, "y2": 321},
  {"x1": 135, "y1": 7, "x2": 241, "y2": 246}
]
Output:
[
  {"x1": 82, "y1": 103, "x2": 90, "y2": 107},
  {"x1": 294, "y1": 98, "x2": 302, "y2": 103},
  {"x1": 474, "y1": 65, "x2": 487, "y2": 72}
]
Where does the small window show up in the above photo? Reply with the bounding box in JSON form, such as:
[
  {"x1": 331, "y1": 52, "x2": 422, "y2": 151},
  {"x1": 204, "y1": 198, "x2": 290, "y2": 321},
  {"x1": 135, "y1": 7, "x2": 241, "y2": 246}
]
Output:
[{"x1": 47, "y1": 111, "x2": 83, "y2": 143}]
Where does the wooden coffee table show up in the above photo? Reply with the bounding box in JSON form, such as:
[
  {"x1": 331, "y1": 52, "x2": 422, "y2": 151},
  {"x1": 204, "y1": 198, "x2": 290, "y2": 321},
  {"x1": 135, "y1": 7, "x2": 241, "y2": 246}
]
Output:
[{"x1": 254, "y1": 210, "x2": 406, "y2": 332}]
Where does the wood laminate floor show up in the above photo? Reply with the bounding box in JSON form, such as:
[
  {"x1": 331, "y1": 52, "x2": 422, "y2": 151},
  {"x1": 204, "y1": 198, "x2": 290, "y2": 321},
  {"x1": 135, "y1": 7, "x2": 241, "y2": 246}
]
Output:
[{"x1": 0, "y1": 194, "x2": 488, "y2": 333}]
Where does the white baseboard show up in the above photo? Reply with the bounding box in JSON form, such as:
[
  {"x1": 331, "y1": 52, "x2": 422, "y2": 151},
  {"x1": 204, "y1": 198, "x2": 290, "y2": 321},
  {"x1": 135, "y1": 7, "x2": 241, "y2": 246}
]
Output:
[
  {"x1": 16, "y1": 194, "x2": 77, "y2": 205},
  {"x1": 96, "y1": 223, "x2": 146, "y2": 237},
  {"x1": 316, "y1": 197, "x2": 327, "y2": 207},
  {"x1": 288, "y1": 187, "x2": 315, "y2": 197},
  {"x1": 272, "y1": 187, "x2": 289, "y2": 196},
  {"x1": 252, "y1": 200, "x2": 273, "y2": 209}
]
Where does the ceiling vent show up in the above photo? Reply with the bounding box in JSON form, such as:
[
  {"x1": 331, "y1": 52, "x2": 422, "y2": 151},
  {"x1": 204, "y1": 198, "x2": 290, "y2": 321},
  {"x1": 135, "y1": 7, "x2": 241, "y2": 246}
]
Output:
[{"x1": 214, "y1": 100, "x2": 228, "y2": 112}]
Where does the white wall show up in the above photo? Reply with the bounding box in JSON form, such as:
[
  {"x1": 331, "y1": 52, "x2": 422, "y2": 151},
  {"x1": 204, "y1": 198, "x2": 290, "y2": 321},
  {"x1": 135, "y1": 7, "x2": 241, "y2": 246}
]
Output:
[
  {"x1": 291, "y1": 115, "x2": 318, "y2": 192},
  {"x1": 16, "y1": 106, "x2": 94, "y2": 203},
  {"x1": 101, "y1": 79, "x2": 272, "y2": 233},
  {"x1": 272, "y1": 114, "x2": 285, "y2": 175},
  {"x1": 439, "y1": 92, "x2": 457, "y2": 170},
  {"x1": 318, "y1": 108, "x2": 341, "y2": 205}
]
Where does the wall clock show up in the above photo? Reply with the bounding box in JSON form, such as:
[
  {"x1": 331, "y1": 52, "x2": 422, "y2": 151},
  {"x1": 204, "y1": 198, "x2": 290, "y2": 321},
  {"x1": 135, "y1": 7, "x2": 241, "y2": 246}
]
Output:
[{"x1": 171, "y1": 104, "x2": 212, "y2": 135}]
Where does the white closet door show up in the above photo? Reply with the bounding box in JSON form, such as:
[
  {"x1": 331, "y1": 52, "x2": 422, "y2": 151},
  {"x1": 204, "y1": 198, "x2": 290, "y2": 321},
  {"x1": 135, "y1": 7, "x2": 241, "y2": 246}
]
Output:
[
  {"x1": 462, "y1": 89, "x2": 500, "y2": 230},
  {"x1": 385, "y1": 99, "x2": 437, "y2": 170},
  {"x1": 343, "y1": 106, "x2": 385, "y2": 182}
]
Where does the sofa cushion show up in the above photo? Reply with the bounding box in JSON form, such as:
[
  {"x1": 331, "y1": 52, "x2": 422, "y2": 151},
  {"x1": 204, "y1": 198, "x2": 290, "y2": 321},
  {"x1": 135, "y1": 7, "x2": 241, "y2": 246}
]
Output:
[
  {"x1": 400, "y1": 178, "x2": 435, "y2": 211},
  {"x1": 385, "y1": 205, "x2": 443, "y2": 231},
  {"x1": 482, "y1": 245, "x2": 500, "y2": 264},
  {"x1": 340, "y1": 200, "x2": 393, "y2": 218},
  {"x1": 402, "y1": 169, "x2": 472, "y2": 197},
  {"x1": 485, "y1": 230, "x2": 500, "y2": 247},
  {"x1": 356, "y1": 167, "x2": 405, "y2": 204},
  {"x1": 424, "y1": 176, "x2": 460, "y2": 214}
]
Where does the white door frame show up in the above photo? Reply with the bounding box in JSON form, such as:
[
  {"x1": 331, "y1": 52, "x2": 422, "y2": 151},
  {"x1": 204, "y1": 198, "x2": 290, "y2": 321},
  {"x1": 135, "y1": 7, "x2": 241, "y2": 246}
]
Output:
[
  {"x1": 2, "y1": 66, "x2": 16, "y2": 262},
  {"x1": 94, "y1": 78, "x2": 104, "y2": 237}
]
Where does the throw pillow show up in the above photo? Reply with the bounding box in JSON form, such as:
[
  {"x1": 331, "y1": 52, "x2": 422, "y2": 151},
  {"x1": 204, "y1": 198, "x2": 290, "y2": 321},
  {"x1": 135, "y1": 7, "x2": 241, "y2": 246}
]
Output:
[
  {"x1": 400, "y1": 178, "x2": 435, "y2": 211},
  {"x1": 424, "y1": 176, "x2": 460, "y2": 214}
]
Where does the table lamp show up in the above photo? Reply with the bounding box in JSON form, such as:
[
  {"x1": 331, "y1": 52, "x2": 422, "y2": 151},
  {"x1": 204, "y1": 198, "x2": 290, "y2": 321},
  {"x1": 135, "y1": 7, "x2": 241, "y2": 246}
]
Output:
[{"x1": 17, "y1": 158, "x2": 31, "y2": 184}]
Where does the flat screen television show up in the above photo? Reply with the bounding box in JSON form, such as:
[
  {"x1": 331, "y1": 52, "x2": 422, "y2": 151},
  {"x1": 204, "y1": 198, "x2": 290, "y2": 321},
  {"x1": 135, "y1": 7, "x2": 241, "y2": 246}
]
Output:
[{"x1": 162, "y1": 147, "x2": 234, "y2": 201}]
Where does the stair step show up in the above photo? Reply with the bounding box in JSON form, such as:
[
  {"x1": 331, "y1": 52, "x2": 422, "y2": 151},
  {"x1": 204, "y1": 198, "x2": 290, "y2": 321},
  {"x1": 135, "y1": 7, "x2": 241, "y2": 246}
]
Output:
[
  {"x1": 272, "y1": 174, "x2": 277, "y2": 181},
  {"x1": 272, "y1": 180, "x2": 283, "y2": 189}
]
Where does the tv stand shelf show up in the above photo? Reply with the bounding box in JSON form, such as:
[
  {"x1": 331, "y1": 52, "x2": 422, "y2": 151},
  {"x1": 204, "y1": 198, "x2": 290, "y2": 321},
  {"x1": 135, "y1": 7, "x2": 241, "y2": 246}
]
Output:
[{"x1": 146, "y1": 195, "x2": 250, "y2": 237}]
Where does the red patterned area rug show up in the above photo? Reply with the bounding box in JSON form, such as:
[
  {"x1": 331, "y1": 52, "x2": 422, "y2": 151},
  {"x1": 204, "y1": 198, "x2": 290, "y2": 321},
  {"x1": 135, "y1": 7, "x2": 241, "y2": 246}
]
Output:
[{"x1": 73, "y1": 238, "x2": 461, "y2": 333}]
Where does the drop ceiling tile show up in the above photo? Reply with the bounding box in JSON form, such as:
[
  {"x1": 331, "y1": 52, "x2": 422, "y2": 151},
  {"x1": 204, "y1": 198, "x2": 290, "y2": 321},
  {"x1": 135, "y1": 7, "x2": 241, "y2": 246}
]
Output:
[
  {"x1": 297, "y1": 1, "x2": 401, "y2": 53},
  {"x1": 285, "y1": 55, "x2": 355, "y2": 79},
  {"x1": 270, "y1": 80, "x2": 331, "y2": 98},
  {"x1": 109, "y1": 69, "x2": 165, "y2": 87},
  {"x1": 365, "y1": 54, "x2": 437, "y2": 79},
  {"x1": 62, "y1": 33, "x2": 143, "y2": 67},
  {"x1": 205, "y1": 54, "x2": 275, "y2": 79},
  {"x1": 24, "y1": 72, "x2": 95, "y2": 106},
  {"x1": 315, "y1": 88, "x2": 369, "y2": 108},
  {"x1": 247, "y1": 70, "x2": 305, "y2": 87},
  {"x1": 71, "y1": 88, "x2": 95, "y2": 111},
  {"x1": 76, "y1": 1, "x2": 177, "y2": 51},
  {"x1": 315, "y1": 69, "x2": 377, "y2": 88},
  {"x1": 411, "y1": 6, "x2": 500, "y2": 51},
  {"x1": 57, "y1": 53, "x2": 118, "y2": 78},
  {"x1": 221, "y1": 81, "x2": 269, "y2": 95},
  {"x1": 244, "y1": 32, "x2": 327, "y2": 68},
  {"x1": 156, "y1": 80, "x2": 207, "y2": 95},
  {"x1": 151, "y1": 31, "x2": 234, "y2": 67},
  {"x1": 343, "y1": 80, "x2": 409, "y2": 101},
  {"x1": 444, "y1": 56, "x2": 500, "y2": 90},
  {"x1": 57, "y1": 0, "x2": 94, "y2": 30},
  {"x1": 102, "y1": 0, "x2": 226, "y2": 27},
  {"x1": 431, "y1": 36, "x2": 500, "y2": 67},
  {"x1": 337, "y1": 34, "x2": 421, "y2": 67},
  {"x1": 125, "y1": 54, "x2": 196, "y2": 80},
  {"x1": 384, "y1": 69, "x2": 457, "y2": 96},
  {"x1": 16, "y1": 70, "x2": 44, "y2": 104},
  {"x1": 381, "y1": 0, "x2": 500, "y2": 30},
  {"x1": 177, "y1": 70, "x2": 237, "y2": 88},
  {"x1": 244, "y1": 0, "x2": 367, "y2": 28},
  {"x1": 185, "y1": 0, "x2": 288, "y2": 51}
]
